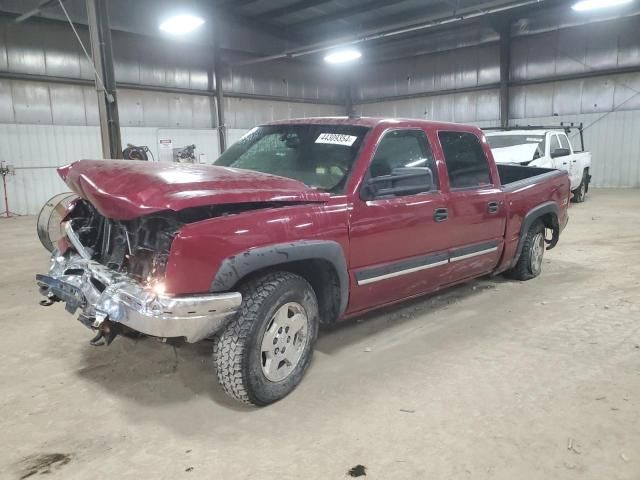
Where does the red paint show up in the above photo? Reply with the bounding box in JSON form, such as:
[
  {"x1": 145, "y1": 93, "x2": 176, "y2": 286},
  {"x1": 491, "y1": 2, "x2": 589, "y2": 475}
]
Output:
[
  {"x1": 59, "y1": 118, "x2": 571, "y2": 319},
  {"x1": 58, "y1": 160, "x2": 330, "y2": 220}
]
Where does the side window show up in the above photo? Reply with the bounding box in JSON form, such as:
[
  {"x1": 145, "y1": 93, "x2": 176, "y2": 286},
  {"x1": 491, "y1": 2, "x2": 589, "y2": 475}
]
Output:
[
  {"x1": 549, "y1": 134, "x2": 561, "y2": 154},
  {"x1": 559, "y1": 134, "x2": 571, "y2": 151},
  {"x1": 367, "y1": 129, "x2": 438, "y2": 195},
  {"x1": 438, "y1": 131, "x2": 491, "y2": 189}
]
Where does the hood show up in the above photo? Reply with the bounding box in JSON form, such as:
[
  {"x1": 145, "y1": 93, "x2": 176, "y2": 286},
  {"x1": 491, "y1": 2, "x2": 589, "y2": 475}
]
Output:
[
  {"x1": 58, "y1": 160, "x2": 330, "y2": 220},
  {"x1": 490, "y1": 144, "x2": 539, "y2": 165}
]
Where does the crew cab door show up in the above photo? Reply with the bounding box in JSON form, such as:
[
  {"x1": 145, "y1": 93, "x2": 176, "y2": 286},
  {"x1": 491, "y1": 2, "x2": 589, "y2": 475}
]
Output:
[
  {"x1": 348, "y1": 128, "x2": 451, "y2": 313},
  {"x1": 558, "y1": 133, "x2": 580, "y2": 189},
  {"x1": 436, "y1": 131, "x2": 506, "y2": 284}
]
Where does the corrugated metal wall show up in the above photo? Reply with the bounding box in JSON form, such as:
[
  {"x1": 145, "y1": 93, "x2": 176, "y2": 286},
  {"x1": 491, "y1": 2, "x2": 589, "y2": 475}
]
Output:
[
  {"x1": 354, "y1": 43, "x2": 500, "y2": 103},
  {"x1": 353, "y1": 15, "x2": 640, "y2": 189},
  {"x1": 0, "y1": 92, "x2": 341, "y2": 214},
  {"x1": 0, "y1": 17, "x2": 343, "y2": 214}
]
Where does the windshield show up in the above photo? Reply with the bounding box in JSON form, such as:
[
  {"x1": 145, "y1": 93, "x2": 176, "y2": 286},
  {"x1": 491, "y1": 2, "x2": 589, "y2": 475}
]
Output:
[{"x1": 215, "y1": 124, "x2": 369, "y2": 193}]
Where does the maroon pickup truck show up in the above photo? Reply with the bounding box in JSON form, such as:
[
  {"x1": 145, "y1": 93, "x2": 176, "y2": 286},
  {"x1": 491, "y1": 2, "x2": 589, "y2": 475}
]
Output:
[{"x1": 37, "y1": 117, "x2": 570, "y2": 405}]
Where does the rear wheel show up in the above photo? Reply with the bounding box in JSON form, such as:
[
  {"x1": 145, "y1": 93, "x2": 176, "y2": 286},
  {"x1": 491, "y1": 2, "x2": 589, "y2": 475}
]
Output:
[
  {"x1": 506, "y1": 220, "x2": 546, "y2": 281},
  {"x1": 214, "y1": 271, "x2": 319, "y2": 406}
]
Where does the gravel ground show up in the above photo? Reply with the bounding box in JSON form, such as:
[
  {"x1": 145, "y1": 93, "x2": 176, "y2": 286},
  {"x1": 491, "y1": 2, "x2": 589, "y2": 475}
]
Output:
[{"x1": 0, "y1": 188, "x2": 638, "y2": 479}]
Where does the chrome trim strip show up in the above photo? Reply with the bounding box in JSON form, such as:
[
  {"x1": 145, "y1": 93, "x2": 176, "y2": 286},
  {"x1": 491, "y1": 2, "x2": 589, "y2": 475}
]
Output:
[
  {"x1": 449, "y1": 246, "x2": 498, "y2": 263},
  {"x1": 357, "y1": 259, "x2": 449, "y2": 285}
]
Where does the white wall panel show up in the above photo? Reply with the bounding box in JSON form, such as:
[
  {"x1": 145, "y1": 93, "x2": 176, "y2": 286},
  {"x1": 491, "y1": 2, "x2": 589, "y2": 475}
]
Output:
[
  {"x1": 1, "y1": 103, "x2": 341, "y2": 214},
  {"x1": 0, "y1": 125, "x2": 223, "y2": 214}
]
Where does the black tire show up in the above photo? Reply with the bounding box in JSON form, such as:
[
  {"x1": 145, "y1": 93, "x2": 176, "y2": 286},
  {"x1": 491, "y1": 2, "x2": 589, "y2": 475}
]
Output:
[
  {"x1": 572, "y1": 170, "x2": 588, "y2": 203},
  {"x1": 214, "y1": 271, "x2": 319, "y2": 406},
  {"x1": 505, "y1": 220, "x2": 546, "y2": 281}
]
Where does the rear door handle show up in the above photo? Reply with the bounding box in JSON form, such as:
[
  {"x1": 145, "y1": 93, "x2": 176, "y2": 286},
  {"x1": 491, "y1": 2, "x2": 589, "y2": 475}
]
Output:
[
  {"x1": 487, "y1": 201, "x2": 499, "y2": 214},
  {"x1": 433, "y1": 208, "x2": 449, "y2": 222}
]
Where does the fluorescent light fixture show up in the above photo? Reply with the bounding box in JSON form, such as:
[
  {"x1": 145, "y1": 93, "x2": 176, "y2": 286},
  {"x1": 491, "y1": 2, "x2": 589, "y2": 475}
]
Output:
[
  {"x1": 324, "y1": 48, "x2": 362, "y2": 64},
  {"x1": 159, "y1": 14, "x2": 205, "y2": 35},
  {"x1": 572, "y1": 0, "x2": 632, "y2": 11}
]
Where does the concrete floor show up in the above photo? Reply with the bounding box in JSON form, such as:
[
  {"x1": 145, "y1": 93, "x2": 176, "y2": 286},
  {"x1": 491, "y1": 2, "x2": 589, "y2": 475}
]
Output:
[{"x1": 1, "y1": 189, "x2": 639, "y2": 480}]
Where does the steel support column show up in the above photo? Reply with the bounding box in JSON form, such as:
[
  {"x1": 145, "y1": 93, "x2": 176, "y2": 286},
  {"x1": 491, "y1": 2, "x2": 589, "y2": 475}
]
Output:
[
  {"x1": 499, "y1": 24, "x2": 511, "y2": 129},
  {"x1": 86, "y1": 0, "x2": 122, "y2": 159},
  {"x1": 213, "y1": 37, "x2": 226, "y2": 153},
  {"x1": 345, "y1": 74, "x2": 354, "y2": 117}
]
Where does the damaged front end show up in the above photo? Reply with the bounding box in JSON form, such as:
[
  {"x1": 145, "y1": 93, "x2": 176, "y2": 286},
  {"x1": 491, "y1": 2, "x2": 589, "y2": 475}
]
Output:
[{"x1": 36, "y1": 199, "x2": 241, "y2": 344}]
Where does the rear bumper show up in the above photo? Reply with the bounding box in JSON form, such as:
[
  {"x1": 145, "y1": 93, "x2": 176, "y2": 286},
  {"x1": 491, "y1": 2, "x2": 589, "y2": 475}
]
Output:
[{"x1": 36, "y1": 253, "x2": 241, "y2": 343}]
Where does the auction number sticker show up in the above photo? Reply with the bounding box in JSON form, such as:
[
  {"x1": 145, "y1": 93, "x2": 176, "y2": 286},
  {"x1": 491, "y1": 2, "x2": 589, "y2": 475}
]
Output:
[{"x1": 315, "y1": 133, "x2": 358, "y2": 146}]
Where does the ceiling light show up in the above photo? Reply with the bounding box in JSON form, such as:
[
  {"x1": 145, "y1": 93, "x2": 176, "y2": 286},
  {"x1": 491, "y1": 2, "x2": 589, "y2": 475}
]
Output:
[
  {"x1": 159, "y1": 14, "x2": 205, "y2": 35},
  {"x1": 324, "y1": 48, "x2": 362, "y2": 64},
  {"x1": 572, "y1": 0, "x2": 632, "y2": 11}
]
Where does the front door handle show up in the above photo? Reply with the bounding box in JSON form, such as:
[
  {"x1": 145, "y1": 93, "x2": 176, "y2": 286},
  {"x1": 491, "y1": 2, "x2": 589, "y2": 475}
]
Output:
[
  {"x1": 434, "y1": 208, "x2": 449, "y2": 223},
  {"x1": 487, "y1": 201, "x2": 499, "y2": 214}
]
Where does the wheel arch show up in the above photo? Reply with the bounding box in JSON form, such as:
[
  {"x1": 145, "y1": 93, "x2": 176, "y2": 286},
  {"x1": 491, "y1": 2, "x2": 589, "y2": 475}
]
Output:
[
  {"x1": 210, "y1": 240, "x2": 349, "y2": 323},
  {"x1": 511, "y1": 201, "x2": 560, "y2": 269}
]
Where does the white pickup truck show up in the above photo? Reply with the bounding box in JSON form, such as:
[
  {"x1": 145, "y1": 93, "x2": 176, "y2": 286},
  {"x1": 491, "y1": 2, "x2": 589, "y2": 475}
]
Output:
[{"x1": 484, "y1": 125, "x2": 592, "y2": 202}]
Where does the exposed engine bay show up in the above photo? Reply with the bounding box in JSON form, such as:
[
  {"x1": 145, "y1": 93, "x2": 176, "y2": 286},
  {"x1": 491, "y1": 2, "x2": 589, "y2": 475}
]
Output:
[
  {"x1": 66, "y1": 198, "x2": 295, "y2": 288},
  {"x1": 67, "y1": 199, "x2": 179, "y2": 287}
]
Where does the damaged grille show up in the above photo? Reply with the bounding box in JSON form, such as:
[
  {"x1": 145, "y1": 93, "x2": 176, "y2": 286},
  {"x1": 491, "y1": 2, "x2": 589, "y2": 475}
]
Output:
[{"x1": 67, "y1": 200, "x2": 180, "y2": 284}]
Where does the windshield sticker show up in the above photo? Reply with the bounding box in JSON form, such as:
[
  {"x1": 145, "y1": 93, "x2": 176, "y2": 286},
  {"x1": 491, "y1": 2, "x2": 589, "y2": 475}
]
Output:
[{"x1": 315, "y1": 133, "x2": 358, "y2": 146}]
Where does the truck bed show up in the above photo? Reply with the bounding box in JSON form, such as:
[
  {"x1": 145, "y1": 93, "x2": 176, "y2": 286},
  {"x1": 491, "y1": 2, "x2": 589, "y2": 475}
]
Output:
[{"x1": 497, "y1": 164, "x2": 564, "y2": 190}]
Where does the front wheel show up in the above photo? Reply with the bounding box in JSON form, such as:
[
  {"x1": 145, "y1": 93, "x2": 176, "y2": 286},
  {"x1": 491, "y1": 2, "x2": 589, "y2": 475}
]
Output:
[
  {"x1": 505, "y1": 220, "x2": 546, "y2": 281},
  {"x1": 214, "y1": 271, "x2": 319, "y2": 406}
]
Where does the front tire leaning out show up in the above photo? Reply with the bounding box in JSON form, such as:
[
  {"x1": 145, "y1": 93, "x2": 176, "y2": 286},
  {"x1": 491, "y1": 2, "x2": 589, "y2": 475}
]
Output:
[{"x1": 213, "y1": 271, "x2": 319, "y2": 406}]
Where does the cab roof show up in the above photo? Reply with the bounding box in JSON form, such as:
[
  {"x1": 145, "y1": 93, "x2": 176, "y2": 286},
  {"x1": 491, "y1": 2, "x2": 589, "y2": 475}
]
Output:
[{"x1": 266, "y1": 116, "x2": 483, "y2": 133}]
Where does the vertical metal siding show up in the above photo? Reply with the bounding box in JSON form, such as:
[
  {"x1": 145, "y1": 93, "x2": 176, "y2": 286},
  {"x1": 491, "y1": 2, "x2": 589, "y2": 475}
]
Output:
[
  {"x1": 511, "y1": 110, "x2": 640, "y2": 188},
  {"x1": 1, "y1": 96, "x2": 344, "y2": 214}
]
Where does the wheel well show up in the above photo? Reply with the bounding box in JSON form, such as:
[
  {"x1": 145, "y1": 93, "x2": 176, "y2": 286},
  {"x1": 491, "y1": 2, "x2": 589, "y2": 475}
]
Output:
[
  {"x1": 236, "y1": 260, "x2": 342, "y2": 325},
  {"x1": 539, "y1": 212, "x2": 560, "y2": 249}
]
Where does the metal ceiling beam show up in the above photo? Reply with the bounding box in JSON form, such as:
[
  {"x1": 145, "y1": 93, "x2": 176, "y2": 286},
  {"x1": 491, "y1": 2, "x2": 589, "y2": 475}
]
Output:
[
  {"x1": 354, "y1": 84, "x2": 502, "y2": 105},
  {"x1": 216, "y1": 0, "x2": 261, "y2": 8},
  {"x1": 260, "y1": 0, "x2": 335, "y2": 21},
  {"x1": 0, "y1": 71, "x2": 345, "y2": 105},
  {"x1": 286, "y1": 0, "x2": 408, "y2": 30},
  {"x1": 232, "y1": 0, "x2": 548, "y2": 66},
  {"x1": 14, "y1": 0, "x2": 60, "y2": 23}
]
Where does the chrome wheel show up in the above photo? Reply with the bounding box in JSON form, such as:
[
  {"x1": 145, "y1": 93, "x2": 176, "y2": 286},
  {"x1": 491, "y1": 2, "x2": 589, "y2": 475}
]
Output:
[
  {"x1": 260, "y1": 302, "x2": 309, "y2": 382},
  {"x1": 530, "y1": 232, "x2": 545, "y2": 275},
  {"x1": 580, "y1": 181, "x2": 586, "y2": 199}
]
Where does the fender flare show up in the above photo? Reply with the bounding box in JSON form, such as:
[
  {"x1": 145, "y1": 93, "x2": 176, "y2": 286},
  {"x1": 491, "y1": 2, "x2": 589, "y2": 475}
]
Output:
[
  {"x1": 210, "y1": 240, "x2": 349, "y2": 317},
  {"x1": 511, "y1": 201, "x2": 560, "y2": 268}
]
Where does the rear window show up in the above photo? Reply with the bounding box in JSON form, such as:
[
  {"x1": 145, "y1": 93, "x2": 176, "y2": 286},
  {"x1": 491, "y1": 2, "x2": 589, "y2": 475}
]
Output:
[{"x1": 438, "y1": 131, "x2": 492, "y2": 189}]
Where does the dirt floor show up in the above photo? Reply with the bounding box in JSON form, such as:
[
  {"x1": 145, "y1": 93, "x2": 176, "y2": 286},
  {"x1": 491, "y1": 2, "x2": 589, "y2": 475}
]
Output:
[{"x1": 0, "y1": 188, "x2": 639, "y2": 480}]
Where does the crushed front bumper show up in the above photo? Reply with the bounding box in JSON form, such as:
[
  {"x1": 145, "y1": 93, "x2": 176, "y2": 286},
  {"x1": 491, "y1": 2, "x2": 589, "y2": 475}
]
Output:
[{"x1": 36, "y1": 253, "x2": 241, "y2": 343}]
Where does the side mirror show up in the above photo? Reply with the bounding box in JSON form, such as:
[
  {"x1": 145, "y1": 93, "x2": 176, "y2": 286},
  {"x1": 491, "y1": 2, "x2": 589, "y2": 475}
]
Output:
[
  {"x1": 365, "y1": 167, "x2": 434, "y2": 199},
  {"x1": 551, "y1": 148, "x2": 570, "y2": 159}
]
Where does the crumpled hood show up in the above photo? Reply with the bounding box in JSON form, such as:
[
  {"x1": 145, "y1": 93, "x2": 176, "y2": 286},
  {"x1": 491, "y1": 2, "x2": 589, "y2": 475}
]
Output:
[
  {"x1": 490, "y1": 144, "x2": 539, "y2": 164},
  {"x1": 58, "y1": 160, "x2": 330, "y2": 220}
]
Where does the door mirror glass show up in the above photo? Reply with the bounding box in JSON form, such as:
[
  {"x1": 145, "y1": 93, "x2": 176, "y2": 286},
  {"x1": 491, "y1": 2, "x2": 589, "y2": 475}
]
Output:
[
  {"x1": 551, "y1": 148, "x2": 571, "y2": 159},
  {"x1": 366, "y1": 167, "x2": 434, "y2": 199}
]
